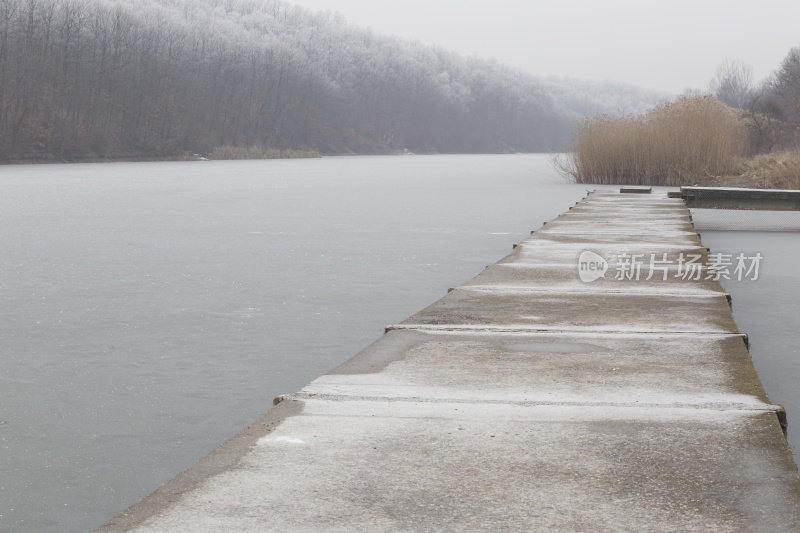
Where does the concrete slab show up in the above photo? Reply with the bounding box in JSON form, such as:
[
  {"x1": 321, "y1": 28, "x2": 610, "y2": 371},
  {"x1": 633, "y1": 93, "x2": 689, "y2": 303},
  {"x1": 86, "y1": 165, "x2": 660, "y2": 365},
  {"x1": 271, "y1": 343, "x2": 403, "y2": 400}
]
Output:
[
  {"x1": 542, "y1": 218, "x2": 692, "y2": 228},
  {"x1": 526, "y1": 231, "x2": 702, "y2": 246},
  {"x1": 110, "y1": 400, "x2": 800, "y2": 533},
  {"x1": 307, "y1": 329, "x2": 768, "y2": 407},
  {"x1": 681, "y1": 186, "x2": 800, "y2": 210},
  {"x1": 398, "y1": 289, "x2": 739, "y2": 334},
  {"x1": 542, "y1": 211, "x2": 693, "y2": 229},
  {"x1": 561, "y1": 205, "x2": 691, "y2": 214},
  {"x1": 620, "y1": 185, "x2": 652, "y2": 193},
  {"x1": 582, "y1": 191, "x2": 684, "y2": 202},
  {"x1": 463, "y1": 263, "x2": 726, "y2": 296},
  {"x1": 563, "y1": 202, "x2": 690, "y2": 212},
  {"x1": 498, "y1": 242, "x2": 711, "y2": 269},
  {"x1": 574, "y1": 200, "x2": 687, "y2": 209}
]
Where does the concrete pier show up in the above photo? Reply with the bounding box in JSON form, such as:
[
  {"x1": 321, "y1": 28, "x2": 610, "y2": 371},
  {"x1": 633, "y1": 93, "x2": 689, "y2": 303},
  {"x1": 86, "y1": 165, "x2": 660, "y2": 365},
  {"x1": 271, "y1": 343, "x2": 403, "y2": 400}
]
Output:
[
  {"x1": 679, "y1": 186, "x2": 800, "y2": 210},
  {"x1": 98, "y1": 190, "x2": 800, "y2": 532}
]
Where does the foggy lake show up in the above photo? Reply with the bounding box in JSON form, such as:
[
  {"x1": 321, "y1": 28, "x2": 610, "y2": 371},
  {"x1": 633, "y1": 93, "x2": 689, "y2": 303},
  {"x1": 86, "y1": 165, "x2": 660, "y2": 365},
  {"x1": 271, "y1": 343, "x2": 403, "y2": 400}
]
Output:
[{"x1": 0, "y1": 154, "x2": 797, "y2": 532}]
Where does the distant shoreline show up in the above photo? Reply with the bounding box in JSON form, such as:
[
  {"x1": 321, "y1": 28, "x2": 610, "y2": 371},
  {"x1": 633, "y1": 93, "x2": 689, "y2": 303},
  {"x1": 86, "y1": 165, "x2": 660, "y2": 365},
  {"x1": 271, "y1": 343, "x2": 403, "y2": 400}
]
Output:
[{"x1": 0, "y1": 150, "x2": 548, "y2": 166}]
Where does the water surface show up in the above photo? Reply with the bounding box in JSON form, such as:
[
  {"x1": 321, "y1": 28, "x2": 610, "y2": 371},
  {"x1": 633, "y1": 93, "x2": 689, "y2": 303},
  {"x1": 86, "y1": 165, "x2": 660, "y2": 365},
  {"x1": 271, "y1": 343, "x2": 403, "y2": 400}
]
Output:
[{"x1": 699, "y1": 230, "x2": 800, "y2": 460}]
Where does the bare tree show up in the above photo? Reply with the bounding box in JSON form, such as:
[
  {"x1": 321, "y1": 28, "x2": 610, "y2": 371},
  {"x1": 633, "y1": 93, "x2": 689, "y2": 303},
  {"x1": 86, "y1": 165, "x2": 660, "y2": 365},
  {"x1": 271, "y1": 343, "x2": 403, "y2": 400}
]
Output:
[
  {"x1": 772, "y1": 47, "x2": 800, "y2": 145},
  {"x1": 710, "y1": 58, "x2": 754, "y2": 110}
]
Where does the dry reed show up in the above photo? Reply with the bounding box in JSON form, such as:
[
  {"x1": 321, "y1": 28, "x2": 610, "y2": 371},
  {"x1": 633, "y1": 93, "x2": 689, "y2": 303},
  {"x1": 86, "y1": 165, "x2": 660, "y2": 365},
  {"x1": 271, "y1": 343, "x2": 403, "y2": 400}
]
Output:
[
  {"x1": 208, "y1": 145, "x2": 321, "y2": 160},
  {"x1": 556, "y1": 96, "x2": 749, "y2": 186}
]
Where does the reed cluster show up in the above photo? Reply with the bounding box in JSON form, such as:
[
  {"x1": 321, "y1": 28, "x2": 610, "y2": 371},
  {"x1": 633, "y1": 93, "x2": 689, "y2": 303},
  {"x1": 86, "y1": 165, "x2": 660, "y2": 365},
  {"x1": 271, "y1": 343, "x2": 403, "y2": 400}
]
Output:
[
  {"x1": 208, "y1": 146, "x2": 322, "y2": 160},
  {"x1": 557, "y1": 96, "x2": 749, "y2": 186}
]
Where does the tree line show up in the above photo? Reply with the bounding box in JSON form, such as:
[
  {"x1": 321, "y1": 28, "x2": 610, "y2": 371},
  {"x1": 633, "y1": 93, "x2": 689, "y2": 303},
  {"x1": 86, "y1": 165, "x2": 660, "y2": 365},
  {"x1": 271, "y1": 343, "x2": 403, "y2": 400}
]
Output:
[
  {"x1": 0, "y1": 0, "x2": 664, "y2": 162},
  {"x1": 710, "y1": 49, "x2": 800, "y2": 154}
]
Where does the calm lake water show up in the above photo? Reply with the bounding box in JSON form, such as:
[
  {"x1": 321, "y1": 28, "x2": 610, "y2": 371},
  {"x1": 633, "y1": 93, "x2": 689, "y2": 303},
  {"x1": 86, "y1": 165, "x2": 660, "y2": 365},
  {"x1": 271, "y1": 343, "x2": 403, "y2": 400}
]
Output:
[{"x1": 0, "y1": 154, "x2": 797, "y2": 532}]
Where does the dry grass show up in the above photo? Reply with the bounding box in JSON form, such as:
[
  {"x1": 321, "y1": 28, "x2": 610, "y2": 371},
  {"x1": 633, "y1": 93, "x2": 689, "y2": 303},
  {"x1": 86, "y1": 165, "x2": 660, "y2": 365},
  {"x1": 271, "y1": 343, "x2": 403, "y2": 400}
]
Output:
[
  {"x1": 556, "y1": 96, "x2": 749, "y2": 186},
  {"x1": 208, "y1": 145, "x2": 321, "y2": 160},
  {"x1": 727, "y1": 150, "x2": 800, "y2": 189}
]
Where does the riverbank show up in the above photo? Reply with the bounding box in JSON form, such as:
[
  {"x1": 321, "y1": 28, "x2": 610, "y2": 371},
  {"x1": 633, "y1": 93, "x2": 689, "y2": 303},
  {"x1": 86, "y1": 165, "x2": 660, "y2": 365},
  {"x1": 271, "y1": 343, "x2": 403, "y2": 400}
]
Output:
[
  {"x1": 560, "y1": 149, "x2": 800, "y2": 191},
  {"x1": 0, "y1": 148, "x2": 537, "y2": 166},
  {"x1": 704, "y1": 151, "x2": 800, "y2": 189},
  {"x1": 0, "y1": 148, "x2": 322, "y2": 165}
]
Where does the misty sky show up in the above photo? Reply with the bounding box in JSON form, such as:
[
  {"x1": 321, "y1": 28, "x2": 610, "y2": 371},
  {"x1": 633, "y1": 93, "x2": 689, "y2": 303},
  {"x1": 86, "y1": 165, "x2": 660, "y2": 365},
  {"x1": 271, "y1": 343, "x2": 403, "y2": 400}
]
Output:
[{"x1": 288, "y1": 0, "x2": 800, "y2": 94}]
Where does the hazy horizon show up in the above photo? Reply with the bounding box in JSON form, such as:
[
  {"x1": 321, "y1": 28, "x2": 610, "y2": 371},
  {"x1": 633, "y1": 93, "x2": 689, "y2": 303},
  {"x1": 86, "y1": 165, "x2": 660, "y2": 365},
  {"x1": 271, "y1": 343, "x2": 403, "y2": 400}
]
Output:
[{"x1": 288, "y1": 0, "x2": 800, "y2": 95}]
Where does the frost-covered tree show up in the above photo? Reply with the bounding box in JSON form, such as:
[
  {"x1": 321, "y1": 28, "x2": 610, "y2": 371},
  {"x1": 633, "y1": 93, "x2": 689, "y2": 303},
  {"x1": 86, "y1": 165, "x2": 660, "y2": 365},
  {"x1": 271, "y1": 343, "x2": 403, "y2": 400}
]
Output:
[{"x1": 0, "y1": 0, "x2": 666, "y2": 161}]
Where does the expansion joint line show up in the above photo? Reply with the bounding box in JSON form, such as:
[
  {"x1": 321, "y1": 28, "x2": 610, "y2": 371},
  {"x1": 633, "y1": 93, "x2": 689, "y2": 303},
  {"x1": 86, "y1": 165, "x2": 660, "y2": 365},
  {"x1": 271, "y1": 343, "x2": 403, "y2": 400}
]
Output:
[
  {"x1": 282, "y1": 392, "x2": 784, "y2": 415},
  {"x1": 386, "y1": 323, "x2": 748, "y2": 340}
]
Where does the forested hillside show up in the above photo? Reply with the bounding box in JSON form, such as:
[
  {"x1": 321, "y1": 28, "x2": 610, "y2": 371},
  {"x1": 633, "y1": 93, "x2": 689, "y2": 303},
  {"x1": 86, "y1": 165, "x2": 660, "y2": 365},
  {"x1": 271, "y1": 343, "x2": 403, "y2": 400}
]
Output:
[{"x1": 0, "y1": 0, "x2": 665, "y2": 162}]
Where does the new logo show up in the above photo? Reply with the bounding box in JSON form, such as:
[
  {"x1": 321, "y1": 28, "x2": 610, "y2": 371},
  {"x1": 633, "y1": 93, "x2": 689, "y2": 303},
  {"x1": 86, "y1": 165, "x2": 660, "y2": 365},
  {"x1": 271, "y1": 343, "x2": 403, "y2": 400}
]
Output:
[{"x1": 578, "y1": 250, "x2": 608, "y2": 283}]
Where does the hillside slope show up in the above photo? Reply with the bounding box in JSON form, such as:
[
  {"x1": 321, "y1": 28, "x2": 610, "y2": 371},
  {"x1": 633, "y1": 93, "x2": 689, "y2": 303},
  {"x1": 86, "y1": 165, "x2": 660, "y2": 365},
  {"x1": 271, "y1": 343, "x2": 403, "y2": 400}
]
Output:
[{"x1": 0, "y1": 0, "x2": 666, "y2": 161}]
